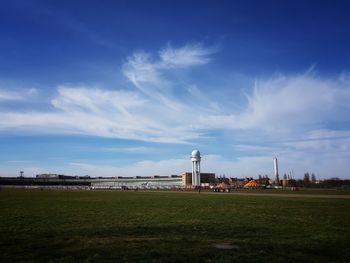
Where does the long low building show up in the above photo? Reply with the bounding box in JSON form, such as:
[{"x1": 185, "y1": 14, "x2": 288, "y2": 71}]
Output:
[
  {"x1": 91, "y1": 176, "x2": 183, "y2": 189},
  {"x1": 0, "y1": 173, "x2": 216, "y2": 189}
]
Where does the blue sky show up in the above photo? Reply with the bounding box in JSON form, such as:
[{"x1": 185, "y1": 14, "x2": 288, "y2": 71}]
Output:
[{"x1": 1, "y1": 0, "x2": 350, "y2": 179}]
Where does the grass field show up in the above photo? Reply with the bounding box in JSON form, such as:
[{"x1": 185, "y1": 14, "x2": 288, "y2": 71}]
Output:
[
  {"x1": 231, "y1": 188, "x2": 350, "y2": 195},
  {"x1": 0, "y1": 189, "x2": 349, "y2": 262}
]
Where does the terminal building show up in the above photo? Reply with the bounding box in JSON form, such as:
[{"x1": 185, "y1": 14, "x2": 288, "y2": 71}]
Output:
[
  {"x1": 181, "y1": 172, "x2": 216, "y2": 187},
  {"x1": 0, "y1": 173, "x2": 216, "y2": 189},
  {"x1": 91, "y1": 175, "x2": 183, "y2": 189},
  {"x1": 89, "y1": 173, "x2": 216, "y2": 189}
]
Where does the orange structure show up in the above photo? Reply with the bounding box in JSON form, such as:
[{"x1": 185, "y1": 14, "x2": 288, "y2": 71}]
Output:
[{"x1": 244, "y1": 179, "x2": 260, "y2": 188}]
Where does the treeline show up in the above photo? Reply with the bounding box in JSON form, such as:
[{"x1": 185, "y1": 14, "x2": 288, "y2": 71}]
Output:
[
  {"x1": 290, "y1": 172, "x2": 350, "y2": 189},
  {"x1": 255, "y1": 172, "x2": 350, "y2": 189}
]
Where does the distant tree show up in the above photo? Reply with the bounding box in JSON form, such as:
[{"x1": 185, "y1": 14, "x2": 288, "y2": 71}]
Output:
[
  {"x1": 296, "y1": 179, "x2": 304, "y2": 187},
  {"x1": 303, "y1": 172, "x2": 311, "y2": 187},
  {"x1": 311, "y1": 173, "x2": 316, "y2": 184},
  {"x1": 262, "y1": 175, "x2": 270, "y2": 185},
  {"x1": 283, "y1": 173, "x2": 287, "y2": 180},
  {"x1": 330, "y1": 177, "x2": 340, "y2": 181},
  {"x1": 318, "y1": 178, "x2": 350, "y2": 189},
  {"x1": 289, "y1": 179, "x2": 297, "y2": 187}
]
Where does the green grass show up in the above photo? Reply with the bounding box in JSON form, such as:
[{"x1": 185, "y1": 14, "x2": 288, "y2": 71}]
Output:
[
  {"x1": 231, "y1": 188, "x2": 350, "y2": 195},
  {"x1": 0, "y1": 189, "x2": 349, "y2": 262}
]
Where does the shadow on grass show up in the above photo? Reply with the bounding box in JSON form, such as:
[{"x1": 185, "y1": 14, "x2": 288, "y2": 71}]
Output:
[{"x1": 1, "y1": 223, "x2": 349, "y2": 262}]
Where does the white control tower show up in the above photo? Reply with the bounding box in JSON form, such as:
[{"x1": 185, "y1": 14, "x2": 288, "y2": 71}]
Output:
[{"x1": 191, "y1": 149, "x2": 201, "y2": 187}]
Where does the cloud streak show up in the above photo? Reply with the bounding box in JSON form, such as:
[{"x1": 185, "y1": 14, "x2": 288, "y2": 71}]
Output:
[
  {"x1": 0, "y1": 88, "x2": 37, "y2": 101},
  {"x1": 200, "y1": 73, "x2": 350, "y2": 132},
  {"x1": 159, "y1": 43, "x2": 214, "y2": 67},
  {"x1": 0, "y1": 44, "x2": 350, "y2": 151}
]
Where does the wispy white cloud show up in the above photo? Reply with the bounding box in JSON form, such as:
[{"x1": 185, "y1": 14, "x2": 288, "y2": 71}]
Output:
[
  {"x1": 198, "y1": 73, "x2": 350, "y2": 134},
  {"x1": 234, "y1": 144, "x2": 276, "y2": 153},
  {"x1": 0, "y1": 45, "x2": 350, "y2": 156},
  {"x1": 6, "y1": 160, "x2": 33, "y2": 164},
  {"x1": 234, "y1": 74, "x2": 350, "y2": 130},
  {"x1": 122, "y1": 43, "x2": 216, "y2": 112},
  {"x1": 159, "y1": 43, "x2": 215, "y2": 68},
  {"x1": 102, "y1": 146, "x2": 157, "y2": 154},
  {"x1": 0, "y1": 88, "x2": 37, "y2": 101},
  {"x1": 282, "y1": 129, "x2": 350, "y2": 153},
  {"x1": 18, "y1": 44, "x2": 215, "y2": 142},
  {"x1": 123, "y1": 52, "x2": 162, "y2": 91},
  {"x1": 1, "y1": 67, "x2": 350, "y2": 148},
  {"x1": 52, "y1": 85, "x2": 146, "y2": 114},
  {"x1": 0, "y1": 84, "x2": 200, "y2": 143}
]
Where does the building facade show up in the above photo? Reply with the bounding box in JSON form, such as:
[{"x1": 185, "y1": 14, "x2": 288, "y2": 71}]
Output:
[{"x1": 181, "y1": 172, "x2": 216, "y2": 187}]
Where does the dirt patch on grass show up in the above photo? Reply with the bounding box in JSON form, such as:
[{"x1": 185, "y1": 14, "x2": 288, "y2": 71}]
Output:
[{"x1": 211, "y1": 243, "x2": 240, "y2": 249}]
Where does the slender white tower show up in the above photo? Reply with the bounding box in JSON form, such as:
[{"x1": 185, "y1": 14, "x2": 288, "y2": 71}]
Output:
[
  {"x1": 274, "y1": 157, "x2": 279, "y2": 184},
  {"x1": 191, "y1": 150, "x2": 201, "y2": 187}
]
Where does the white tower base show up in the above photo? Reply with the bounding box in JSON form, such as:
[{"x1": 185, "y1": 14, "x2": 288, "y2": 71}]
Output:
[{"x1": 191, "y1": 150, "x2": 201, "y2": 187}]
